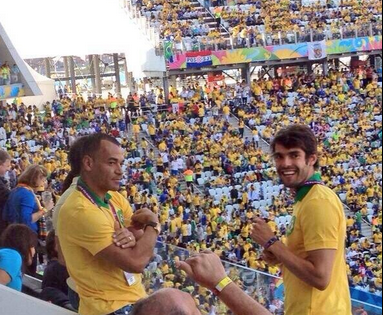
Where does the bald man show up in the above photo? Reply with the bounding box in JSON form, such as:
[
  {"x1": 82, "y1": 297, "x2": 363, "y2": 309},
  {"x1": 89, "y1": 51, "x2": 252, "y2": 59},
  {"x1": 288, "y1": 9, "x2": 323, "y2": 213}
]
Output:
[
  {"x1": 131, "y1": 251, "x2": 271, "y2": 315},
  {"x1": 130, "y1": 288, "x2": 199, "y2": 315}
]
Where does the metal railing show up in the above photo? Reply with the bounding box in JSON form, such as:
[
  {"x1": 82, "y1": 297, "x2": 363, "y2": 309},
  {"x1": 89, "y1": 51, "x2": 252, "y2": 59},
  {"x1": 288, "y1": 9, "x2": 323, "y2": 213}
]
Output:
[
  {"x1": 121, "y1": 0, "x2": 382, "y2": 57},
  {"x1": 171, "y1": 22, "x2": 382, "y2": 54}
]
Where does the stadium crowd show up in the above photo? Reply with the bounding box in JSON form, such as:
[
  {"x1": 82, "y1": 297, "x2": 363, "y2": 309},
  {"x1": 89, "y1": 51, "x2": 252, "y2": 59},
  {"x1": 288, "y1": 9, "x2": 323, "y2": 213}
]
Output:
[
  {"x1": 128, "y1": 0, "x2": 382, "y2": 50},
  {"x1": 211, "y1": 0, "x2": 382, "y2": 44},
  {"x1": 0, "y1": 65, "x2": 382, "y2": 313}
]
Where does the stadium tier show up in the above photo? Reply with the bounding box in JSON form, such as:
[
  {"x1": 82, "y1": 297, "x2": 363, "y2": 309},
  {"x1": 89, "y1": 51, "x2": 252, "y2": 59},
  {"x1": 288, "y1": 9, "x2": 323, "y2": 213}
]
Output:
[
  {"x1": 0, "y1": 1, "x2": 382, "y2": 314},
  {"x1": 1, "y1": 68, "x2": 382, "y2": 313},
  {"x1": 122, "y1": 0, "x2": 382, "y2": 54}
]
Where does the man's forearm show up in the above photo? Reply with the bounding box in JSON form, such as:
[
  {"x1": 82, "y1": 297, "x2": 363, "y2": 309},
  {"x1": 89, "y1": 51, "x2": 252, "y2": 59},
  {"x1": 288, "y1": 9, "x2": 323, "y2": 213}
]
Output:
[
  {"x1": 128, "y1": 227, "x2": 157, "y2": 271},
  {"x1": 218, "y1": 282, "x2": 271, "y2": 315},
  {"x1": 268, "y1": 241, "x2": 324, "y2": 290}
]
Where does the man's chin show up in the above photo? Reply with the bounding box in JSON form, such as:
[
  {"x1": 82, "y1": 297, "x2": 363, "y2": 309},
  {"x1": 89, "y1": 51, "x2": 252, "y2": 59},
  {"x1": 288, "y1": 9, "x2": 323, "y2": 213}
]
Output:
[
  {"x1": 108, "y1": 183, "x2": 121, "y2": 191},
  {"x1": 112, "y1": 185, "x2": 121, "y2": 191},
  {"x1": 280, "y1": 179, "x2": 300, "y2": 189}
]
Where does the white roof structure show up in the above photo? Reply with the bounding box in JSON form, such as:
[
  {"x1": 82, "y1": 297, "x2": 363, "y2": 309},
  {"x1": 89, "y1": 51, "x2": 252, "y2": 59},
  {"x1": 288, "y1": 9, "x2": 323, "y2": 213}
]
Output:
[
  {"x1": 0, "y1": 0, "x2": 166, "y2": 77},
  {"x1": 0, "y1": 22, "x2": 41, "y2": 98},
  {"x1": 21, "y1": 63, "x2": 56, "y2": 107},
  {"x1": 0, "y1": 0, "x2": 129, "y2": 59}
]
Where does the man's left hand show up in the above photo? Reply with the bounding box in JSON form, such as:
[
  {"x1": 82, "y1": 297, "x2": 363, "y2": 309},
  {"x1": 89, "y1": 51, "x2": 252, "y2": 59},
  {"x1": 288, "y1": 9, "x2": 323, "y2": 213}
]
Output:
[{"x1": 250, "y1": 218, "x2": 275, "y2": 247}]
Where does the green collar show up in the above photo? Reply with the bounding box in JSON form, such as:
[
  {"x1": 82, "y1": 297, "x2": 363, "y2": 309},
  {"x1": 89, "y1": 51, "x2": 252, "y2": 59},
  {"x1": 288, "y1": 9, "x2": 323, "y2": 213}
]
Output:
[
  {"x1": 294, "y1": 173, "x2": 322, "y2": 203},
  {"x1": 78, "y1": 177, "x2": 111, "y2": 208}
]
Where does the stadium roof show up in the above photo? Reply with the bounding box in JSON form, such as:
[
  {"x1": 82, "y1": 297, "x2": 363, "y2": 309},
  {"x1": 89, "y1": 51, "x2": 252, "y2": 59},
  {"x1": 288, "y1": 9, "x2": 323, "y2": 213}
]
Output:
[{"x1": 0, "y1": 0, "x2": 134, "y2": 59}]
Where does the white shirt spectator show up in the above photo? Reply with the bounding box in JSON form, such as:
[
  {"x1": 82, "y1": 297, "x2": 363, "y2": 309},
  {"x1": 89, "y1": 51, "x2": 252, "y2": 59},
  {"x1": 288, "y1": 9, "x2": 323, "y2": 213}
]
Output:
[
  {"x1": 196, "y1": 226, "x2": 205, "y2": 241},
  {"x1": 171, "y1": 160, "x2": 179, "y2": 171},
  {"x1": 269, "y1": 304, "x2": 278, "y2": 314},
  {"x1": 176, "y1": 157, "x2": 185, "y2": 170},
  {"x1": 208, "y1": 306, "x2": 217, "y2": 315},
  {"x1": 0, "y1": 126, "x2": 7, "y2": 140},
  {"x1": 161, "y1": 152, "x2": 169, "y2": 164},
  {"x1": 249, "y1": 189, "x2": 260, "y2": 201}
]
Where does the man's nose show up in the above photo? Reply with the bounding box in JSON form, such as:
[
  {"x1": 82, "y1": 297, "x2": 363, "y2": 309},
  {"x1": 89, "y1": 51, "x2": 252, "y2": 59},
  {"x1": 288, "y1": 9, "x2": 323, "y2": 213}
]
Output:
[
  {"x1": 116, "y1": 164, "x2": 123, "y2": 175},
  {"x1": 281, "y1": 156, "x2": 293, "y2": 168}
]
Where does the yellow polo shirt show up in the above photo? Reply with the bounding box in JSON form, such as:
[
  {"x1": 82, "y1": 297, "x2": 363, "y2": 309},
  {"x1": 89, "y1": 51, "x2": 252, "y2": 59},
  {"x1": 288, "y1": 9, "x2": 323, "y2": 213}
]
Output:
[
  {"x1": 284, "y1": 185, "x2": 351, "y2": 315},
  {"x1": 57, "y1": 188, "x2": 146, "y2": 315}
]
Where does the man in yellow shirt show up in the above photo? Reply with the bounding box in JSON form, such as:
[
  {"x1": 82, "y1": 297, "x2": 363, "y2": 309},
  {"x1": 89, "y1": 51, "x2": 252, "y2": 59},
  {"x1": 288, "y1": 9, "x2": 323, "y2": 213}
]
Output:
[
  {"x1": 251, "y1": 125, "x2": 351, "y2": 315},
  {"x1": 58, "y1": 134, "x2": 161, "y2": 315},
  {"x1": 222, "y1": 104, "x2": 230, "y2": 121}
]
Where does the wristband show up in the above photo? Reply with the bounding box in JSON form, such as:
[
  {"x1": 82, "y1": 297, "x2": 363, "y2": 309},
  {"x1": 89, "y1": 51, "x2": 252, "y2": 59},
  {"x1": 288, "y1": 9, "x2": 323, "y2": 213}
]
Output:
[
  {"x1": 212, "y1": 276, "x2": 232, "y2": 295},
  {"x1": 264, "y1": 236, "x2": 279, "y2": 249}
]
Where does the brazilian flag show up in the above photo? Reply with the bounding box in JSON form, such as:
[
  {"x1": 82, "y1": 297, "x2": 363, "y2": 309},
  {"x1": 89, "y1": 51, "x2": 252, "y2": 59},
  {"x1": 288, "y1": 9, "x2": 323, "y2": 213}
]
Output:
[{"x1": 164, "y1": 41, "x2": 174, "y2": 62}]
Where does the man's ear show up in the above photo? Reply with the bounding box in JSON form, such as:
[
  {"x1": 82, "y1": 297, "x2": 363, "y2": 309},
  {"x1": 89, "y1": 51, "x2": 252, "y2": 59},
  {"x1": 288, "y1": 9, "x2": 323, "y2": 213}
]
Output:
[
  {"x1": 82, "y1": 155, "x2": 94, "y2": 172},
  {"x1": 308, "y1": 154, "x2": 318, "y2": 167}
]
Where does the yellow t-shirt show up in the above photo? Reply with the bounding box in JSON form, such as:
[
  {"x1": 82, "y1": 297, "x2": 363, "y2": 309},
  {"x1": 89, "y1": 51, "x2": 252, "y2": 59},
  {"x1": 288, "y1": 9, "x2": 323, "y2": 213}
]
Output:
[
  {"x1": 57, "y1": 189, "x2": 146, "y2": 315},
  {"x1": 284, "y1": 185, "x2": 351, "y2": 315}
]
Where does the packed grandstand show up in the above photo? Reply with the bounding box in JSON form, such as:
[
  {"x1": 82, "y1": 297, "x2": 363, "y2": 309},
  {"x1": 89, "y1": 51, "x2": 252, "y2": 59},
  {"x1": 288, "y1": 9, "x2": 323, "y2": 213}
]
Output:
[
  {"x1": 129, "y1": 0, "x2": 382, "y2": 51},
  {"x1": 0, "y1": 0, "x2": 382, "y2": 314}
]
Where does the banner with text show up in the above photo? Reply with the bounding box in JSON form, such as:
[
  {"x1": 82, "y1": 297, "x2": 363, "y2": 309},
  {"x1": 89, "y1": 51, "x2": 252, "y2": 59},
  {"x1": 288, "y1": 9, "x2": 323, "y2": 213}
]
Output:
[{"x1": 186, "y1": 50, "x2": 213, "y2": 68}]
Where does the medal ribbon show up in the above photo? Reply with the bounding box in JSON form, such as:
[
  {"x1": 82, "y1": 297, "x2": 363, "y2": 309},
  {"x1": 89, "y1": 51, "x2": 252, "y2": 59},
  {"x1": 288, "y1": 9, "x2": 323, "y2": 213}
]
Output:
[{"x1": 77, "y1": 185, "x2": 124, "y2": 228}]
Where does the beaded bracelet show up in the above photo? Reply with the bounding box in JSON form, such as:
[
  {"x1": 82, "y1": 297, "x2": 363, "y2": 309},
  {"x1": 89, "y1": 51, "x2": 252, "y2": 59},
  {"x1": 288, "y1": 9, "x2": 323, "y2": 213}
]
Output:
[{"x1": 264, "y1": 236, "x2": 279, "y2": 249}]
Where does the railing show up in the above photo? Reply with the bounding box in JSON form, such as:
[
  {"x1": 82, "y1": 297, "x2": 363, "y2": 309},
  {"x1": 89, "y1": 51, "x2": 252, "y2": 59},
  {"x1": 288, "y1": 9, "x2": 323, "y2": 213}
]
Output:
[
  {"x1": 172, "y1": 22, "x2": 382, "y2": 54},
  {"x1": 121, "y1": 0, "x2": 382, "y2": 56},
  {"x1": 152, "y1": 242, "x2": 382, "y2": 314}
]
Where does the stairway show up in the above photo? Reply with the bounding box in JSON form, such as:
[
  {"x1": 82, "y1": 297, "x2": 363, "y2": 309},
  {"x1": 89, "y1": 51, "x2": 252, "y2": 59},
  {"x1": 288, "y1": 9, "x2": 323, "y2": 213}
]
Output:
[
  {"x1": 123, "y1": 0, "x2": 232, "y2": 53},
  {"x1": 189, "y1": 0, "x2": 232, "y2": 48},
  {"x1": 343, "y1": 206, "x2": 373, "y2": 239},
  {"x1": 228, "y1": 114, "x2": 270, "y2": 153},
  {"x1": 134, "y1": 125, "x2": 205, "y2": 197}
]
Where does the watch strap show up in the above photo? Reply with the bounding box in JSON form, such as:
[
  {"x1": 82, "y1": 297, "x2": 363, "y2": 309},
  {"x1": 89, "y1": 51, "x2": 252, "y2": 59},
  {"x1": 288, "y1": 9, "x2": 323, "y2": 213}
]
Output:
[{"x1": 145, "y1": 221, "x2": 161, "y2": 235}]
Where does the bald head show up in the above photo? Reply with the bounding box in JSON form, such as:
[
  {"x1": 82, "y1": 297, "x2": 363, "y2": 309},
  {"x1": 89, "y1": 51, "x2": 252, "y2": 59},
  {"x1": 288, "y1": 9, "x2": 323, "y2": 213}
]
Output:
[{"x1": 130, "y1": 289, "x2": 200, "y2": 315}]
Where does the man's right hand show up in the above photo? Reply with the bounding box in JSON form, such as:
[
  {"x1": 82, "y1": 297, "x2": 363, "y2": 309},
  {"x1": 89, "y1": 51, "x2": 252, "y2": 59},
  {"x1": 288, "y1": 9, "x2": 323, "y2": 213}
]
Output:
[
  {"x1": 175, "y1": 251, "x2": 227, "y2": 291},
  {"x1": 131, "y1": 208, "x2": 158, "y2": 229},
  {"x1": 113, "y1": 221, "x2": 136, "y2": 249}
]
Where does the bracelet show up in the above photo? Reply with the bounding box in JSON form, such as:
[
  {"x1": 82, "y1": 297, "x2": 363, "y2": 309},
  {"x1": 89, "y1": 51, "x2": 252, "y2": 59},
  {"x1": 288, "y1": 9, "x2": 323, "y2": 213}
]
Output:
[
  {"x1": 264, "y1": 236, "x2": 279, "y2": 249},
  {"x1": 212, "y1": 276, "x2": 232, "y2": 296}
]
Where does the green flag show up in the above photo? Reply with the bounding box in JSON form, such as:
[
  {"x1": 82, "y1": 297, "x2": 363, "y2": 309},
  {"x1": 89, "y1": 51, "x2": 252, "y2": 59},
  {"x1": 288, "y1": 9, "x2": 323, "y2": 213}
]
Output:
[{"x1": 164, "y1": 41, "x2": 174, "y2": 62}]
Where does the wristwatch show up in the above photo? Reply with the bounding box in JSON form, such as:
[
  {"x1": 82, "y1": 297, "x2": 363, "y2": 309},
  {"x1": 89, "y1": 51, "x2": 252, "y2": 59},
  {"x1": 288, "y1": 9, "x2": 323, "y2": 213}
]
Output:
[{"x1": 145, "y1": 221, "x2": 161, "y2": 235}]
